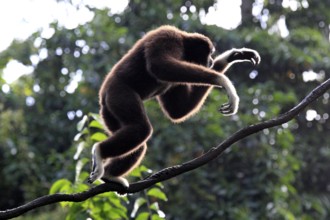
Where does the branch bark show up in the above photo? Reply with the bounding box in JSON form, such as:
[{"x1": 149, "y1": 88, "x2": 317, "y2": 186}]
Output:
[{"x1": 1, "y1": 78, "x2": 329, "y2": 219}]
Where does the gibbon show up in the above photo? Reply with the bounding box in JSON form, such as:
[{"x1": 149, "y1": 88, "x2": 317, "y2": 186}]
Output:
[{"x1": 88, "y1": 25, "x2": 260, "y2": 187}]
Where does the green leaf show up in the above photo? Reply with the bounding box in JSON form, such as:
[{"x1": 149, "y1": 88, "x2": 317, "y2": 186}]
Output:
[
  {"x1": 77, "y1": 115, "x2": 88, "y2": 131},
  {"x1": 75, "y1": 158, "x2": 89, "y2": 183},
  {"x1": 139, "y1": 165, "x2": 153, "y2": 173},
  {"x1": 73, "y1": 128, "x2": 88, "y2": 141},
  {"x1": 150, "y1": 202, "x2": 160, "y2": 211},
  {"x1": 91, "y1": 132, "x2": 108, "y2": 142},
  {"x1": 131, "y1": 198, "x2": 147, "y2": 218},
  {"x1": 130, "y1": 165, "x2": 153, "y2": 178},
  {"x1": 136, "y1": 212, "x2": 150, "y2": 220},
  {"x1": 73, "y1": 141, "x2": 85, "y2": 160},
  {"x1": 155, "y1": 182, "x2": 164, "y2": 189},
  {"x1": 147, "y1": 188, "x2": 168, "y2": 201},
  {"x1": 150, "y1": 203, "x2": 166, "y2": 219},
  {"x1": 49, "y1": 179, "x2": 72, "y2": 194},
  {"x1": 89, "y1": 112, "x2": 101, "y2": 121},
  {"x1": 152, "y1": 214, "x2": 166, "y2": 220},
  {"x1": 108, "y1": 207, "x2": 128, "y2": 219},
  {"x1": 73, "y1": 181, "x2": 89, "y2": 192},
  {"x1": 89, "y1": 120, "x2": 105, "y2": 129}
]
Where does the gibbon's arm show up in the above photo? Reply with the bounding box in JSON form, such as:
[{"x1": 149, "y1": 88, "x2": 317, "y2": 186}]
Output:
[
  {"x1": 152, "y1": 47, "x2": 260, "y2": 116},
  {"x1": 145, "y1": 39, "x2": 223, "y2": 86},
  {"x1": 146, "y1": 37, "x2": 240, "y2": 115},
  {"x1": 157, "y1": 48, "x2": 260, "y2": 121},
  {"x1": 147, "y1": 55, "x2": 224, "y2": 86},
  {"x1": 148, "y1": 55, "x2": 239, "y2": 115},
  {"x1": 158, "y1": 85, "x2": 212, "y2": 123}
]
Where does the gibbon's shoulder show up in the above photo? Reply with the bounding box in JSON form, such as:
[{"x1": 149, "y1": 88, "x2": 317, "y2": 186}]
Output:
[
  {"x1": 150, "y1": 25, "x2": 183, "y2": 34},
  {"x1": 146, "y1": 25, "x2": 207, "y2": 38},
  {"x1": 143, "y1": 25, "x2": 212, "y2": 49},
  {"x1": 144, "y1": 25, "x2": 184, "y2": 41}
]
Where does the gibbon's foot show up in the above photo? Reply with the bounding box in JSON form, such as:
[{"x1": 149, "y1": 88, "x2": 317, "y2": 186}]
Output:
[
  {"x1": 88, "y1": 143, "x2": 104, "y2": 184},
  {"x1": 101, "y1": 176, "x2": 130, "y2": 188},
  {"x1": 228, "y1": 48, "x2": 261, "y2": 66},
  {"x1": 88, "y1": 170, "x2": 103, "y2": 184},
  {"x1": 101, "y1": 176, "x2": 129, "y2": 196}
]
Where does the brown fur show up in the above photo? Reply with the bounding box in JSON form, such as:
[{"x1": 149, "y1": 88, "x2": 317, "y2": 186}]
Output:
[{"x1": 90, "y1": 25, "x2": 260, "y2": 180}]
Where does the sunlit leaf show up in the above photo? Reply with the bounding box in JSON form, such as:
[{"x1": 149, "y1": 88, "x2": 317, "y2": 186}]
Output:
[
  {"x1": 147, "y1": 188, "x2": 168, "y2": 201},
  {"x1": 108, "y1": 207, "x2": 128, "y2": 219},
  {"x1": 91, "y1": 132, "x2": 108, "y2": 141},
  {"x1": 89, "y1": 120, "x2": 105, "y2": 129},
  {"x1": 73, "y1": 141, "x2": 85, "y2": 160},
  {"x1": 136, "y1": 212, "x2": 150, "y2": 220},
  {"x1": 75, "y1": 158, "x2": 89, "y2": 183},
  {"x1": 152, "y1": 213, "x2": 165, "y2": 220},
  {"x1": 131, "y1": 198, "x2": 147, "y2": 218},
  {"x1": 76, "y1": 171, "x2": 90, "y2": 185},
  {"x1": 150, "y1": 202, "x2": 160, "y2": 211},
  {"x1": 130, "y1": 165, "x2": 153, "y2": 178},
  {"x1": 73, "y1": 128, "x2": 89, "y2": 141},
  {"x1": 49, "y1": 179, "x2": 72, "y2": 194},
  {"x1": 77, "y1": 115, "x2": 88, "y2": 131},
  {"x1": 89, "y1": 113, "x2": 103, "y2": 123}
]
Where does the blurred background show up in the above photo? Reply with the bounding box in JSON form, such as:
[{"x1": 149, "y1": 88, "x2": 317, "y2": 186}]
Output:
[{"x1": 0, "y1": 0, "x2": 329, "y2": 219}]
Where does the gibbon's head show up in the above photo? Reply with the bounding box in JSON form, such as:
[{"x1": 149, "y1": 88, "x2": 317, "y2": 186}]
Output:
[{"x1": 183, "y1": 32, "x2": 214, "y2": 67}]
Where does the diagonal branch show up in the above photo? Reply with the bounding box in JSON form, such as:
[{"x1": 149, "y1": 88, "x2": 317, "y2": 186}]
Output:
[{"x1": 1, "y1": 78, "x2": 329, "y2": 219}]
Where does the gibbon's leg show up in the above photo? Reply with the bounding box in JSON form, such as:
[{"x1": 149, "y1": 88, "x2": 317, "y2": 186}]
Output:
[
  {"x1": 101, "y1": 86, "x2": 152, "y2": 158},
  {"x1": 158, "y1": 85, "x2": 212, "y2": 123},
  {"x1": 88, "y1": 85, "x2": 152, "y2": 185},
  {"x1": 100, "y1": 104, "x2": 121, "y2": 133},
  {"x1": 88, "y1": 106, "x2": 121, "y2": 185},
  {"x1": 88, "y1": 106, "x2": 132, "y2": 187},
  {"x1": 102, "y1": 144, "x2": 147, "y2": 178}
]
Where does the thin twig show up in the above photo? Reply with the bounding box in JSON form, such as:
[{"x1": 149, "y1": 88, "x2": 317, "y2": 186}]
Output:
[{"x1": 1, "y1": 78, "x2": 329, "y2": 219}]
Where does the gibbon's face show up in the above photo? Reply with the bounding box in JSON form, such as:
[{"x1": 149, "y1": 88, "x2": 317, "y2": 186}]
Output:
[
  {"x1": 183, "y1": 37, "x2": 214, "y2": 67},
  {"x1": 186, "y1": 46, "x2": 214, "y2": 67}
]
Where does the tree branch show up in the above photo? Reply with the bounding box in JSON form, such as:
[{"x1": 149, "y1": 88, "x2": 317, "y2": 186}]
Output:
[{"x1": 1, "y1": 78, "x2": 329, "y2": 219}]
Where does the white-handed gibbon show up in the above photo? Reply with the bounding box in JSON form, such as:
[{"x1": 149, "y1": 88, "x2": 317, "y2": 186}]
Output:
[{"x1": 88, "y1": 25, "x2": 260, "y2": 187}]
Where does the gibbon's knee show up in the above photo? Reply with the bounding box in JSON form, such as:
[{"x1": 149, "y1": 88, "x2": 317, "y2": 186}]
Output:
[
  {"x1": 133, "y1": 122, "x2": 153, "y2": 144},
  {"x1": 98, "y1": 122, "x2": 152, "y2": 159},
  {"x1": 103, "y1": 145, "x2": 147, "y2": 177},
  {"x1": 127, "y1": 122, "x2": 153, "y2": 148}
]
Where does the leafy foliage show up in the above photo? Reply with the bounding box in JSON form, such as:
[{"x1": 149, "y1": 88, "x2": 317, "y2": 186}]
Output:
[{"x1": 49, "y1": 114, "x2": 167, "y2": 219}]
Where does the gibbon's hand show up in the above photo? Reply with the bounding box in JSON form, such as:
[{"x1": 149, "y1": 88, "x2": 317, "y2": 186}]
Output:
[
  {"x1": 227, "y1": 48, "x2": 261, "y2": 66},
  {"x1": 219, "y1": 94, "x2": 240, "y2": 116},
  {"x1": 214, "y1": 74, "x2": 240, "y2": 116}
]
